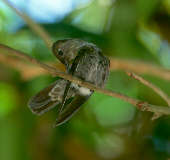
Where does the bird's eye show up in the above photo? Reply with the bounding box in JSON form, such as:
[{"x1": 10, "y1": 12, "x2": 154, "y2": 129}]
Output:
[{"x1": 58, "y1": 49, "x2": 63, "y2": 56}]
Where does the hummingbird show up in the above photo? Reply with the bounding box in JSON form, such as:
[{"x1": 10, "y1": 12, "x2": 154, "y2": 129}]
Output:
[{"x1": 28, "y1": 39, "x2": 110, "y2": 126}]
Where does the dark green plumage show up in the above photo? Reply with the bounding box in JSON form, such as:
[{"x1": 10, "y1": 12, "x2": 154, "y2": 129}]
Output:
[{"x1": 28, "y1": 39, "x2": 110, "y2": 126}]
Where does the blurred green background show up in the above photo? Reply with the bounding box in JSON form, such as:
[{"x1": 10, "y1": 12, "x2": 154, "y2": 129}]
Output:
[{"x1": 1, "y1": 0, "x2": 170, "y2": 159}]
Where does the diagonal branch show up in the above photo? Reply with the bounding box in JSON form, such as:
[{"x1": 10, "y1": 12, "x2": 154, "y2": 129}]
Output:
[
  {"x1": 1, "y1": 43, "x2": 170, "y2": 118},
  {"x1": 127, "y1": 72, "x2": 170, "y2": 106}
]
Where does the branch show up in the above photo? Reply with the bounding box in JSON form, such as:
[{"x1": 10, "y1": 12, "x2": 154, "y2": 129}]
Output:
[
  {"x1": 127, "y1": 72, "x2": 170, "y2": 106},
  {"x1": 2, "y1": 0, "x2": 53, "y2": 50},
  {"x1": 1, "y1": 44, "x2": 170, "y2": 118}
]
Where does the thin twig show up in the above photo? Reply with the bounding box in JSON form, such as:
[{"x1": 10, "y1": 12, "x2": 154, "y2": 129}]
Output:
[
  {"x1": 1, "y1": 44, "x2": 170, "y2": 118},
  {"x1": 127, "y1": 72, "x2": 170, "y2": 106},
  {"x1": 2, "y1": 0, "x2": 53, "y2": 50}
]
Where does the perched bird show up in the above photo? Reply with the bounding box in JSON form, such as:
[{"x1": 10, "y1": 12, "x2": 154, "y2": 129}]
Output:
[{"x1": 28, "y1": 39, "x2": 110, "y2": 126}]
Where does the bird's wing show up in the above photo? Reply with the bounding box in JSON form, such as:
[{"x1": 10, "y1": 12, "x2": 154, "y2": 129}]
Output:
[
  {"x1": 28, "y1": 78, "x2": 75, "y2": 115},
  {"x1": 57, "y1": 80, "x2": 72, "y2": 114},
  {"x1": 55, "y1": 94, "x2": 92, "y2": 126},
  {"x1": 97, "y1": 56, "x2": 110, "y2": 87},
  {"x1": 57, "y1": 51, "x2": 85, "y2": 114}
]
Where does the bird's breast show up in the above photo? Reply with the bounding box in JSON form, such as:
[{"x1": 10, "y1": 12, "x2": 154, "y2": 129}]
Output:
[{"x1": 71, "y1": 83, "x2": 92, "y2": 96}]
